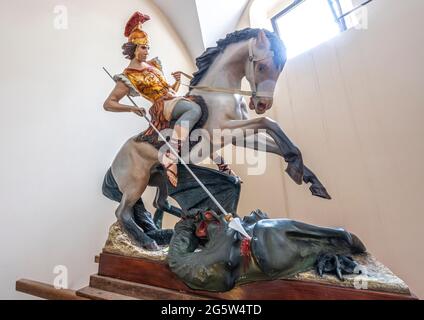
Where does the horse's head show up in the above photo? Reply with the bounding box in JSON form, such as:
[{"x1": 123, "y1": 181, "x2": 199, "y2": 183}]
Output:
[{"x1": 245, "y1": 30, "x2": 286, "y2": 114}]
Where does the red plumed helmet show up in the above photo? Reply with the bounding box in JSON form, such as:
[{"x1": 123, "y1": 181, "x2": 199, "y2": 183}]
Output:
[{"x1": 124, "y1": 12, "x2": 151, "y2": 37}]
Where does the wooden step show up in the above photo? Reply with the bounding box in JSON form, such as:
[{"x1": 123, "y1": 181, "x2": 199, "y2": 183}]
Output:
[
  {"x1": 16, "y1": 279, "x2": 88, "y2": 300},
  {"x1": 89, "y1": 274, "x2": 209, "y2": 300},
  {"x1": 77, "y1": 286, "x2": 138, "y2": 300}
]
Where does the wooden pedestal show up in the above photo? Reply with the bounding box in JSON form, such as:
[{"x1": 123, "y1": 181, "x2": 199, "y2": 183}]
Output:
[{"x1": 75, "y1": 252, "x2": 417, "y2": 300}]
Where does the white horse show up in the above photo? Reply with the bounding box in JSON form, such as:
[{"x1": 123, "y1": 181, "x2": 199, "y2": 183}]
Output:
[{"x1": 104, "y1": 28, "x2": 330, "y2": 250}]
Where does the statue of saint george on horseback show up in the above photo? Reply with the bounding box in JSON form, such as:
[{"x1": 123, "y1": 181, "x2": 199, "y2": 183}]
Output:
[{"x1": 102, "y1": 11, "x2": 331, "y2": 251}]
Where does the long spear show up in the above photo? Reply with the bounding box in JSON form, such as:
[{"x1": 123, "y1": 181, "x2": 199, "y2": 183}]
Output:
[{"x1": 103, "y1": 67, "x2": 251, "y2": 239}]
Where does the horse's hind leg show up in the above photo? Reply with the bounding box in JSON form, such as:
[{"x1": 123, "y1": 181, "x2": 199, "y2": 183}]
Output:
[
  {"x1": 133, "y1": 198, "x2": 158, "y2": 233},
  {"x1": 153, "y1": 179, "x2": 183, "y2": 219},
  {"x1": 129, "y1": 167, "x2": 179, "y2": 245},
  {"x1": 149, "y1": 166, "x2": 183, "y2": 227},
  {"x1": 116, "y1": 192, "x2": 160, "y2": 251}
]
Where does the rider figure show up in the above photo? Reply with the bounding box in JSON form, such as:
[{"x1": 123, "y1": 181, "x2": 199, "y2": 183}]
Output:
[
  {"x1": 104, "y1": 12, "x2": 237, "y2": 186},
  {"x1": 104, "y1": 12, "x2": 202, "y2": 187}
]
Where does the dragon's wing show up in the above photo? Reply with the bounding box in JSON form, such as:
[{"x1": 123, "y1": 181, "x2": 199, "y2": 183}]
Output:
[{"x1": 167, "y1": 164, "x2": 241, "y2": 215}]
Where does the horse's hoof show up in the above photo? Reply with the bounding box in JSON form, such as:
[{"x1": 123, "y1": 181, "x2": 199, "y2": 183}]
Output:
[
  {"x1": 143, "y1": 241, "x2": 160, "y2": 251},
  {"x1": 286, "y1": 162, "x2": 303, "y2": 185},
  {"x1": 310, "y1": 185, "x2": 331, "y2": 199}
]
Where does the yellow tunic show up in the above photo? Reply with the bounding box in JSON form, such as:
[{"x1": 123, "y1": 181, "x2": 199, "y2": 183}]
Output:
[
  {"x1": 117, "y1": 59, "x2": 189, "y2": 136},
  {"x1": 124, "y1": 65, "x2": 172, "y2": 103}
]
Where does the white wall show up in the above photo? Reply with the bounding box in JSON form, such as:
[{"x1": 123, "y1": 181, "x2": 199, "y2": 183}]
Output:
[
  {"x1": 0, "y1": 0, "x2": 194, "y2": 299},
  {"x1": 195, "y1": 0, "x2": 249, "y2": 49},
  {"x1": 153, "y1": 0, "x2": 205, "y2": 59},
  {"x1": 242, "y1": 0, "x2": 424, "y2": 298}
]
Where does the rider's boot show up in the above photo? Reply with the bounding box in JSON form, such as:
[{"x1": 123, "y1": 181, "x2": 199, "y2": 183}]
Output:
[
  {"x1": 212, "y1": 154, "x2": 242, "y2": 182},
  {"x1": 161, "y1": 124, "x2": 189, "y2": 187}
]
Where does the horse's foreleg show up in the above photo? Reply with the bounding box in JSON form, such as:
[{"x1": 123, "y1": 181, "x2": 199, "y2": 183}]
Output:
[
  {"x1": 239, "y1": 132, "x2": 282, "y2": 156},
  {"x1": 221, "y1": 118, "x2": 303, "y2": 184},
  {"x1": 240, "y1": 133, "x2": 331, "y2": 199},
  {"x1": 302, "y1": 166, "x2": 331, "y2": 199}
]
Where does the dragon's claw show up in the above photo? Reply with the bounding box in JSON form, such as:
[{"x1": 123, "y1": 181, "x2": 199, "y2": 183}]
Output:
[{"x1": 315, "y1": 253, "x2": 359, "y2": 281}]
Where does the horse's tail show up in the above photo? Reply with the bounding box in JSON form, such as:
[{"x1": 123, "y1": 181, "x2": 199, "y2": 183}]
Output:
[{"x1": 102, "y1": 168, "x2": 122, "y2": 202}]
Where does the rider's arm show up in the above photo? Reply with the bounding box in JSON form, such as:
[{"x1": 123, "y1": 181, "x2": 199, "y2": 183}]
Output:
[
  {"x1": 103, "y1": 81, "x2": 145, "y2": 117},
  {"x1": 170, "y1": 71, "x2": 182, "y2": 92},
  {"x1": 171, "y1": 80, "x2": 181, "y2": 92}
]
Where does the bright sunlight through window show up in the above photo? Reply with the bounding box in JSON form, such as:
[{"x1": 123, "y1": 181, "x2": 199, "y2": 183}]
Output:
[{"x1": 274, "y1": 0, "x2": 356, "y2": 59}]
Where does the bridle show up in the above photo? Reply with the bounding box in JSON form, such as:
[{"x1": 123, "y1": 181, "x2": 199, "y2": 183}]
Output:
[
  {"x1": 186, "y1": 38, "x2": 275, "y2": 99},
  {"x1": 246, "y1": 38, "x2": 274, "y2": 99}
]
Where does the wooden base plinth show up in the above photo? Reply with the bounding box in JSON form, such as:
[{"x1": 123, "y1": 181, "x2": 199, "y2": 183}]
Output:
[
  {"x1": 91, "y1": 252, "x2": 417, "y2": 300},
  {"x1": 15, "y1": 252, "x2": 417, "y2": 300}
]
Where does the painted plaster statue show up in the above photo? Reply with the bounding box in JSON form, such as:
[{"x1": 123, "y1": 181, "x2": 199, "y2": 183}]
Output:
[{"x1": 102, "y1": 11, "x2": 331, "y2": 251}]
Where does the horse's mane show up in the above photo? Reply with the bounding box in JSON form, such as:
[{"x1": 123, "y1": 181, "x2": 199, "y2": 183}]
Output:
[{"x1": 190, "y1": 28, "x2": 286, "y2": 87}]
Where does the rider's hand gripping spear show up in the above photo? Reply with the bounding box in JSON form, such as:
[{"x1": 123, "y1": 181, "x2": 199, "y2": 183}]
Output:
[{"x1": 103, "y1": 67, "x2": 251, "y2": 240}]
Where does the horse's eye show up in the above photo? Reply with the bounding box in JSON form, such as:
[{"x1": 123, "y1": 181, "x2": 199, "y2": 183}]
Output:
[{"x1": 258, "y1": 64, "x2": 267, "y2": 72}]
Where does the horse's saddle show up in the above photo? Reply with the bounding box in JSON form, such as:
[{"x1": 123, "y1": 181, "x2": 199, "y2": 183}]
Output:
[{"x1": 135, "y1": 95, "x2": 209, "y2": 150}]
